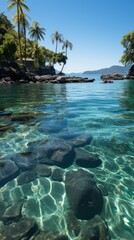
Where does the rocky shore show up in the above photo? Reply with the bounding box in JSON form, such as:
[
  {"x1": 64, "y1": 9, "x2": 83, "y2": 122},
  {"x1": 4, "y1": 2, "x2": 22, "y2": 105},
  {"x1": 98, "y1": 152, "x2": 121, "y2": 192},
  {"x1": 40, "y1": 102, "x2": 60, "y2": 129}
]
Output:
[
  {"x1": 0, "y1": 65, "x2": 95, "y2": 84},
  {"x1": 101, "y1": 65, "x2": 134, "y2": 82}
]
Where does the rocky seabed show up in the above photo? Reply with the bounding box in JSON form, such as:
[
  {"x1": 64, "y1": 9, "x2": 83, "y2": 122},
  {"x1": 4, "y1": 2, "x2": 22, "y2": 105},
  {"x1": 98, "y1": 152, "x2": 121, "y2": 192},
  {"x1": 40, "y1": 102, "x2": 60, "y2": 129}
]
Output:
[{"x1": 0, "y1": 112, "x2": 111, "y2": 239}]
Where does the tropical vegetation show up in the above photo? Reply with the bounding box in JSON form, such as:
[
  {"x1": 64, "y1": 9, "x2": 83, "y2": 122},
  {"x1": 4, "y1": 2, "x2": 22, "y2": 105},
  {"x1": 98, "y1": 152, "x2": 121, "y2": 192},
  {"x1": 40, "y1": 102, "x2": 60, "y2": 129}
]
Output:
[
  {"x1": 51, "y1": 31, "x2": 64, "y2": 53},
  {"x1": 0, "y1": 0, "x2": 73, "y2": 73},
  {"x1": 120, "y1": 31, "x2": 134, "y2": 64}
]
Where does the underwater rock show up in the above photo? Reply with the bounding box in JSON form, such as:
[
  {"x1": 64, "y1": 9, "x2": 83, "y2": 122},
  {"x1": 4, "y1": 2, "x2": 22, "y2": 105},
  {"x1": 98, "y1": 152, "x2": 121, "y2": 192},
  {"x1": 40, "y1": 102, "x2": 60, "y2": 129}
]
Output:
[
  {"x1": 34, "y1": 232, "x2": 69, "y2": 240},
  {"x1": 38, "y1": 118, "x2": 67, "y2": 134},
  {"x1": 0, "y1": 201, "x2": 6, "y2": 221},
  {"x1": 51, "y1": 168, "x2": 64, "y2": 182},
  {"x1": 65, "y1": 210, "x2": 81, "y2": 237},
  {"x1": 17, "y1": 164, "x2": 51, "y2": 185},
  {"x1": 0, "y1": 111, "x2": 12, "y2": 117},
  {"x1": 10, "y1": 152, "x2": 37, "y2": 170},
  {"x1": 75, "y1": 148, "x2": 102, "y2": 168},
  {"x1": 65, "y1": 169, "x2": 103, "y2": 220},
  {"x1": 0, "y1": 159, "x2": 19, "y2": 187},
  {"x1": 67, "y1": 133, "x2": 93, "y2": 148},
  {"x1": 0, "y1": 124, "x2": 15, "y2": 133},
  {"x1": 2, "y1": 200, "x2": 24, "y2": 224},
  {"x1": 10, "y1": 113, "x2": 35, "y2": 122},
  {"x1": 29, "y1": 138, "x2": 75, "y2": 168},
  {"x1": 80, "y1": 215, "x2": 111, "y2": 240},
  {"x1": 35, "y1": 164, "x2": 52, "y2": 177},
  {"x1": 97, "y1": 183, "x2": 108, "y2": 196},
  {"x1": 17, "y1": 169, "x2": 37, "y2": 185},
  {"x1": 1, "y1": 218, "x2": 38, "y2": 240}
]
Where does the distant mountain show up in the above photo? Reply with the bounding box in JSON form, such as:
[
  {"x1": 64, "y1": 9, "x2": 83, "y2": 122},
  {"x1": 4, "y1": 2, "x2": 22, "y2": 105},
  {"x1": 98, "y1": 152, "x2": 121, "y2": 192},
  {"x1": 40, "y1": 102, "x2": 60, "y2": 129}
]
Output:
[{"x1": 83, "y1": 65, "x2": 131, "y2": 75}]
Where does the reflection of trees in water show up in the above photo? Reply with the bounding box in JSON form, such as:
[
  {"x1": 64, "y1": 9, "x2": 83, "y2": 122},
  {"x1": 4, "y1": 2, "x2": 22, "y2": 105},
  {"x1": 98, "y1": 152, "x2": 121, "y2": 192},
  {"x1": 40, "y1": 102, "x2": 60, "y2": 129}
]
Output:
[
  {"x1": 0, "y1": 83, "x2": 67, "y2": 111},
  {"x1": 120, "y1": 80, "x2": 134, "y2": 110}
]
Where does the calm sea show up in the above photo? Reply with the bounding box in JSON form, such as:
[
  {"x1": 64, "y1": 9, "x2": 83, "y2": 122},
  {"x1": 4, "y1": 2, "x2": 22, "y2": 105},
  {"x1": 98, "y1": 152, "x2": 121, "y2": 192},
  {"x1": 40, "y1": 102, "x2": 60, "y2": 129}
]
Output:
[{"x1": 0, "y1": 74, "x2": 134, "y2": 239}]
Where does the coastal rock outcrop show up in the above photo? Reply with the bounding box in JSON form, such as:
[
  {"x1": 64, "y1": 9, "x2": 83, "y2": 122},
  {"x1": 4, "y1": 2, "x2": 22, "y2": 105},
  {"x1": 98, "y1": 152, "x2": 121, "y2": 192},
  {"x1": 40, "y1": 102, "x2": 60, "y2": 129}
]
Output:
[
  {"x1": 0, "y1": 64, "x2": 95, "y2": 84},
  {"x1": 127, "y1": 64, "x2": 134, "y2": 79},
  {"x1": 101, "y1": 73, "x2": 125, "y2": 81}
]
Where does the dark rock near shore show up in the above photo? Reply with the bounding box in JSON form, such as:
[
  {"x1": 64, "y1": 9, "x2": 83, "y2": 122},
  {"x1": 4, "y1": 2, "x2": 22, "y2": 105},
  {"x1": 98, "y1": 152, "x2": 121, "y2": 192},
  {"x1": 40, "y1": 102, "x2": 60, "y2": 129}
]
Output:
[
  {"x1": 101, "y1": 73, "x2": 125, "y2": 80},
  {"x1": 0, "y1": 65, "x2": 35, "y2": 83},
  {"x1": 65, "y1": 169, "x2": 103, "y2": 220},
  {"x1": 126, "y1": 64, "x2": 134, "y2": 79},
  {"x1": 0, "y1": 63, "x2": 95, "y2": 84}
]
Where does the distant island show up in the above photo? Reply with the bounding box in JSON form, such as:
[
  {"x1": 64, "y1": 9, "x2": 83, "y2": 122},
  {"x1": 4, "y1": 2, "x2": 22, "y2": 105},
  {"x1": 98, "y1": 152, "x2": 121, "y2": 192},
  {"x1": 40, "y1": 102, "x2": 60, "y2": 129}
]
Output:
[{"x1": 83, "y1": 65, "x2": 131, "y2": 75}]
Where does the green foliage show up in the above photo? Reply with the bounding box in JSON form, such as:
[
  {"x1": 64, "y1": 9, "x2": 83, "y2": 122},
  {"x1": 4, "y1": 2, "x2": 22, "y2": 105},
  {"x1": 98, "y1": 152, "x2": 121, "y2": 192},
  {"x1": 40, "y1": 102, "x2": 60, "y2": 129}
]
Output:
[
  {"x1": 55, "y1": 52, "x2": 67, "y2": 64},
  {"x1": 0, "y1": 13, "x2": 17, "y2": 61},
  {"x1": 51, "y1": 31, "x2": 64, "y2": 53},
  {"x1": 29, "y1": 21, "x2": 45, "y2": 42},
  {"x1": 62, "y1": 40, "x2": 73, "y2": 56},
  {"x1": 120, "y1": 31, "x2": 134, "y2": 64},
  {"x1": 2, "y1": 33, "x2": 17, "y2": 60},
  {"x1": 0, "y1": 10, "x2": 73, "y2": 70},
  {"x1": 0, "y1": 12, "x2": 14, "y2": 31},
  {"x1": 7, "y1": 0, "x2": 30, "y2": 60}
]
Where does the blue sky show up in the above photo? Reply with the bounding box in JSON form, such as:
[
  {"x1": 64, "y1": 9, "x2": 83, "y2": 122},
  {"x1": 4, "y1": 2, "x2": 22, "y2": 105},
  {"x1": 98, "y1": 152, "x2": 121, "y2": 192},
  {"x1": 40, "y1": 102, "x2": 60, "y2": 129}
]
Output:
[{"x1": 1, "y1": 0, "x2": 134, "y2": 73}]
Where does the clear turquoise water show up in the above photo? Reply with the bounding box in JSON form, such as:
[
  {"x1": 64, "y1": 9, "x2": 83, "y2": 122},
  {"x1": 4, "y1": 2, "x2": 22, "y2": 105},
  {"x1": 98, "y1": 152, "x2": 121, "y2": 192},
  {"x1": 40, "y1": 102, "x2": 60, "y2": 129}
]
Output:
[{"x1": 0, "y1": 75, "x2": 134, "y2": 239}]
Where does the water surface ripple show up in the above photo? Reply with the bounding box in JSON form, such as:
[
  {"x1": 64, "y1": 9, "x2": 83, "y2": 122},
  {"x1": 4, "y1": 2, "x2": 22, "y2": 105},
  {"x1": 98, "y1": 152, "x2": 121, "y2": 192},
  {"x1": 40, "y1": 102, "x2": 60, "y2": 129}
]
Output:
[{"x1": 0, "y1": 77, "x2": 134, "y2": 239}]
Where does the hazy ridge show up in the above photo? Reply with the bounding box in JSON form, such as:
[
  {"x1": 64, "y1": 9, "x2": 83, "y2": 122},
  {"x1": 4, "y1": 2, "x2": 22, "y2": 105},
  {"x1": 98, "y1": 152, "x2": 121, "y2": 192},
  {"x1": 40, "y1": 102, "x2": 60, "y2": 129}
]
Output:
[{"x1": 83, "y1": 65, "x2": 131, "y2": 75}]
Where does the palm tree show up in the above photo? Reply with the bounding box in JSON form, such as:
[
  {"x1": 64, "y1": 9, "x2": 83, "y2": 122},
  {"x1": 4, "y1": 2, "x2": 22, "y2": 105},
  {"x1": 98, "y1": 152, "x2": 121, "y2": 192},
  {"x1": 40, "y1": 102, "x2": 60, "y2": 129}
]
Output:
[
  {"x1": 29, "y1": 21, "x2": 46, "y2": 43},
  {"x1": 51, "y1": 31, "x2": 64, "y2": 53},
  {"x1": 62, "y1": 39, "x2": 73, "y2": 57},
  {"x1": 13, "y1": 12, "x2": 30, "y2": 63},
  {"x1": 31, "y1": 41, "x2": 40, "y2": 67},
  {"x1": 7, "y1": 0, "x2": 30, "y2": 61},
  {"x1": 60, "y1": 40, "x2": 73, "y2": 73}
]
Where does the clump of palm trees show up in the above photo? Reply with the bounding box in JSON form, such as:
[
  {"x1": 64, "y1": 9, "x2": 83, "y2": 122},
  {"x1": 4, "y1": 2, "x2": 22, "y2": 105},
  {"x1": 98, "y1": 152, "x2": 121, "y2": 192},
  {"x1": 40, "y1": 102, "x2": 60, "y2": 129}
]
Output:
[
  {"x1": 51, "y1": 31, "x2": 73, "y2": 72},
  {"x1": 7, "y1": 0, "x2": 30, "y2": 61},
  {"x1": 7, "y1": 0, "x2": 73, "y2": 72}
]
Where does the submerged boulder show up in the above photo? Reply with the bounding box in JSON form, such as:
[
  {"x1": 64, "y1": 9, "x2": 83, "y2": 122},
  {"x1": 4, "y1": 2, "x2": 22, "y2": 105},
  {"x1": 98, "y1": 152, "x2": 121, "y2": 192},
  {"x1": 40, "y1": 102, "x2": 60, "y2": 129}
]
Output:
[
  {"x1": 1, "y1": 218, "x2": 38, "y2": 240},
  {"x1": 17, "y1": 164, "x2": 52, "y2": 185},
  {"x1": 67, "y1": 133, "x2": 93, "y2": 148},
  {"x1": 0, "y1": 159, "x2": 19, "y2": 187},
  {"x1": 2, "y1": 200, "x2": 24, "y2": 224},
  {"x1": 28, "y1": 138, "x2": 75, "y2": 168},
  {"x1": 80, "y1": 215, "x2": 111, "y2": 240},
  {"x1": 34, "y1": 232, "x2": 69, "y2": 240},
  {"x1": 75, "y1": 148, "x2": 102, "y2": 168},
  {"x1": 65, "y1": 169, "x2": 103, "y2": 220}
]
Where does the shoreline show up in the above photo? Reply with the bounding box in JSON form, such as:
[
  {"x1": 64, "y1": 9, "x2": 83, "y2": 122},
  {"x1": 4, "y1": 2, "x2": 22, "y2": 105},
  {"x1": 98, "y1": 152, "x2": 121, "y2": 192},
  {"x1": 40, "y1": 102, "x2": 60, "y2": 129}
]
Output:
[{"x1": 1, "y1": 64, "x2": 134, "y2": 84}]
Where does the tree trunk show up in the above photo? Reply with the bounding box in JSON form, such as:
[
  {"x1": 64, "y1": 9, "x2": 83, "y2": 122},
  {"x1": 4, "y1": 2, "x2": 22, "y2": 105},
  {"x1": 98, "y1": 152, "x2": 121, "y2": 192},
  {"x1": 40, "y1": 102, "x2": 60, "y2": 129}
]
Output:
[
  {"x1": 17, "y1": 6, "x2": 22, "y2": 61},
  {"x1": 55, "y1": 40, "x2": 58, "y2": 53},
  {"x1": 60, "y1": 63, "x2": 65, "y2": 73}
]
